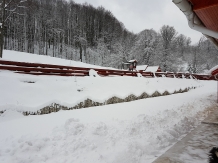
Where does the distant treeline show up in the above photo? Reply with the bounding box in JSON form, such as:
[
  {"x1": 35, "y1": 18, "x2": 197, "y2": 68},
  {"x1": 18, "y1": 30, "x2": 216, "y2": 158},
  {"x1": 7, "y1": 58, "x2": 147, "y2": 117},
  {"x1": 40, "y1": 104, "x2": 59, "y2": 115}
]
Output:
[
  {"x1": 3, "y1": 0, "x2": 218, "y2": 72},
  {"x1": 4, "y1": 0, "x2": 134, "y2": 59}
]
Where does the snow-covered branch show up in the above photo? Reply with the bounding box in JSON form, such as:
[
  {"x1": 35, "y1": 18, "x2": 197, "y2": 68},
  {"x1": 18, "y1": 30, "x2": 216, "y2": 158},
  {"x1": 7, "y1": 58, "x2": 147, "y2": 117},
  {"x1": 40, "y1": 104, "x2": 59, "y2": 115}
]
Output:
[
  {"x1": 4, "y1": 0, "x2": 14, "y2": 9},
  {"x1": 4, "y1": 0, "x2": 26, "y2": 23}
]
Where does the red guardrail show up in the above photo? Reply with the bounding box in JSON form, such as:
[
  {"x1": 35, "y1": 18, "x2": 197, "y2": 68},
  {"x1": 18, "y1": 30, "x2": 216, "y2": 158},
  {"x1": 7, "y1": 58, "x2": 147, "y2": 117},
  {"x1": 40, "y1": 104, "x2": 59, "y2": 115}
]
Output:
[
  {"x1": 0, "y1": 60, "x2": 216, "y2": 80},
  {"x1": 212, "y1": 69, "x2": 218, "y2": 76}
]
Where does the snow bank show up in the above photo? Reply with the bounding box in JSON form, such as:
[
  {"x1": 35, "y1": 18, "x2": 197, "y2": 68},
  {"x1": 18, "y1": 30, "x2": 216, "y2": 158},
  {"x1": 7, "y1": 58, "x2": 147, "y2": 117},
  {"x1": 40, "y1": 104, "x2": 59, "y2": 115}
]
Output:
[
  {"x1": 0, "y1": 70, "x2": 202, "y2": 113},
  {"x1": 0, "y1": 83, "x2": 217, "y2": 163}
]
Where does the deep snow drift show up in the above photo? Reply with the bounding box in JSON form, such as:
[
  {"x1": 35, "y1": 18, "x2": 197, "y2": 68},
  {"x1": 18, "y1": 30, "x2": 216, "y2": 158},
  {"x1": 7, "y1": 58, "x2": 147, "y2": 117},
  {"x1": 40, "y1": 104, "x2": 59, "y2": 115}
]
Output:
[{"x1": 0, "y1": 50, "x2": 217, "y2": 163}]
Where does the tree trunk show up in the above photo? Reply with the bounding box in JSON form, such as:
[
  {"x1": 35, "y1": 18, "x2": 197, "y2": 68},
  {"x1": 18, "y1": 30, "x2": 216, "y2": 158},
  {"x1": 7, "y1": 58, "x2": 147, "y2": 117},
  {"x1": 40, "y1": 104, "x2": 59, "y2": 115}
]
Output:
[
  {"x1": 0, "y1": 0, "x2": 6, "y2": 58},
  {"x1": 0, "y1": 28, "x2": 3, "y2": 58},
  {"x1": 79, "y1": 42, "x2": 82, "y2": 62}
]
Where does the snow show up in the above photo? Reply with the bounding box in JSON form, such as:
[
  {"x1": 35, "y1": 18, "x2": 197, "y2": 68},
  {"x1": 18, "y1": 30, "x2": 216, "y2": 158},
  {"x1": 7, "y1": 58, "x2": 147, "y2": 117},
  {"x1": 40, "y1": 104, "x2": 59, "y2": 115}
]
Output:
[
  {"x1": 89, "y1": 69, "x2": 100, "y2": 77},
  {"x1": 0, "y1": 70, "x2": 202, "y2": 113},
  {"x1": 137, "y1": 73, "x2": 143, "y2": 77},
  {"x1": 136, "y1": 65, "x2": 148, "y2": 71},
  {"x1": 122, "y1": 62, "x2": 130, "y2": 65},
  {"x1": 128, "y1": 59, "x2": 137, "y2": 63},
  {"x1": 145, "y1": 66, "x2": 160, "y2": 72},
  {"x1": 0, "y1": 50, "x2": 217, "y2": 163},
  {"x1": 1, "y1": 50, "x2": 113, "y2": 69}
]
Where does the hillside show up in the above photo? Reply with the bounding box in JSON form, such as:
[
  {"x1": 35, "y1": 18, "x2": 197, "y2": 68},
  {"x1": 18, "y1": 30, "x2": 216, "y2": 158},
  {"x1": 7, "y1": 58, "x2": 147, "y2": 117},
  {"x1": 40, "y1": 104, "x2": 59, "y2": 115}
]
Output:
[{"x1": 2, "y1": 0, "x2": 218, "y2": 72}]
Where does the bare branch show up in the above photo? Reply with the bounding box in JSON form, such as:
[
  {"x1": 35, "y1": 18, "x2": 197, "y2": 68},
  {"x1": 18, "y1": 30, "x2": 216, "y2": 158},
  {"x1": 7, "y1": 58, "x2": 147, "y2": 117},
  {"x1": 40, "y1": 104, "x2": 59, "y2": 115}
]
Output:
[
  {"x1": 20, "y1": 0, "x2": 27, "y2": 3},
  {"x1": 5, "y1": 0, "x2": 14, "y2": 9},
  {"x1": 12, "y1": 12, "x2": 25, "y2": 16},
  {"x1": 4, "y1": 9, "x2": 17, "y2": 22},
  {"x1": 5, "y1": 8, "x2": 17, "y2": 12},
  {"x1": 17, "y1": 5, "x2": 27, "y2": 9},
  {"x1": 4, "y1": 0, "x2": 26, "y2": 22}
]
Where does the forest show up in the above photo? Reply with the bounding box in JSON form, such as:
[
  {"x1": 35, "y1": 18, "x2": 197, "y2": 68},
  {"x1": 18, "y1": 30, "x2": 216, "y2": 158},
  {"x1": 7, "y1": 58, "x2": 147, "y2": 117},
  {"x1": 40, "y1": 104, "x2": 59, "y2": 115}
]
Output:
[{"x1": 1, "y1": 0, "x2": 218, "y2": 73}]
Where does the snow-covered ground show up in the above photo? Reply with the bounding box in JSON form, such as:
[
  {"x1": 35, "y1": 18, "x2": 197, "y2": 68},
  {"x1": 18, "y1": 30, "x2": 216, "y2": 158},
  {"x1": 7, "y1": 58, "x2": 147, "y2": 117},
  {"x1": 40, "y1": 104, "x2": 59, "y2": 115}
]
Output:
[
  {"x1": 0, "y1": 70, "x2": 202, "y2": 113},
  {"x1": 1, "y1": 50, "x2": 111, "y2": 69},
  {"x1": 0, "y1": 50, "x2": 217, "y2": 163}
]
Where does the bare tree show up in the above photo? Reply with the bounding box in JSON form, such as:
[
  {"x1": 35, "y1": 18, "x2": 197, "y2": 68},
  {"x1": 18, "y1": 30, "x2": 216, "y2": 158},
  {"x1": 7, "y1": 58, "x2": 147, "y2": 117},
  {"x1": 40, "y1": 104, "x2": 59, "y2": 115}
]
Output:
[
  {"x1": 160, "y1": 25, "x2": 177, "y2": 71},
  {"x1": 0, "y1": 0, "x2": 26, "y2": 58},
  {"x1": 175, "y1": 34, "x2": 187, "y2": 57},
  {"x1": 75, "y1": 36, "x2": 87, "y2": 62},
  {"x1": 130, "y1": 29, "x2": 159, "y2": 65},
  {"x1": 191, "y1": 36, "x2": 206, "y2": 73}
]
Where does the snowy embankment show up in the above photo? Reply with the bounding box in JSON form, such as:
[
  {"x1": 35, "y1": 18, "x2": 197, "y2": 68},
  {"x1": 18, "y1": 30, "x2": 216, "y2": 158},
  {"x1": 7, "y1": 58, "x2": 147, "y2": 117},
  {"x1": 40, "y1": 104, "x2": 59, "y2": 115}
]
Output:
[
  {"x1": 0, "y1": 82, "x2": 217, "y2": 163},
  {"x1": 0, "y1": 50, "x2": 217, "y2": 163},
  {"x1": 0, "y1": 70, "x2": 201, "y2": 114},
  {"x1": 0, "y1": 50, "x2": 202, "y2": 114}
]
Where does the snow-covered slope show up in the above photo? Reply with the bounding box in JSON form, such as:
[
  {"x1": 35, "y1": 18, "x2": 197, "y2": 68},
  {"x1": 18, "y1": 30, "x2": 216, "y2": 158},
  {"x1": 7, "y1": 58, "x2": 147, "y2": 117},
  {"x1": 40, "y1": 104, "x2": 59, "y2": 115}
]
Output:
[
  {"x1": 0, "y1": 70, "x2": 202, "y2": 113},
  {"x1": 0, "y1": 50, "x2": 217, "y2": 163},
  {"x1": 0, "y1": 50, "x2": 203, "y2": 113},
  {"x1": 1, "y1": 50, "x2": 110, "y2": 69}
]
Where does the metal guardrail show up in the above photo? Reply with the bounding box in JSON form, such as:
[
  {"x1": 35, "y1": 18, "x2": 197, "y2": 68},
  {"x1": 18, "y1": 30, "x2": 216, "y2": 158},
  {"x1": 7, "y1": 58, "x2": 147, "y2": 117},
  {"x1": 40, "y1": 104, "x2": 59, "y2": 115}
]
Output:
[{"x1": 0, "y1": 60, "x2": 216, "y2": 80}]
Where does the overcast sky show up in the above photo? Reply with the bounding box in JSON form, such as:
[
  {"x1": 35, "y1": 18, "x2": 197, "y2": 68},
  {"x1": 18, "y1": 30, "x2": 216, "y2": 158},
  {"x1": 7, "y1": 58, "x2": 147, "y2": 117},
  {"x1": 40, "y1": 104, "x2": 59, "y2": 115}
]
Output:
[{"x1": 72, "y1": 0, "x2": 203, "y2": 44}]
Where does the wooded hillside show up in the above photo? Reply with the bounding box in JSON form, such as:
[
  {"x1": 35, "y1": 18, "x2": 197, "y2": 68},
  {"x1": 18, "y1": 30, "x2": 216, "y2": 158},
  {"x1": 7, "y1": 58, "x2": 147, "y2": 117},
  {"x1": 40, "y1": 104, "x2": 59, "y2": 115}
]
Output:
[{"x1": 2, "y1": 0, "x2": 218, "y2": 72}]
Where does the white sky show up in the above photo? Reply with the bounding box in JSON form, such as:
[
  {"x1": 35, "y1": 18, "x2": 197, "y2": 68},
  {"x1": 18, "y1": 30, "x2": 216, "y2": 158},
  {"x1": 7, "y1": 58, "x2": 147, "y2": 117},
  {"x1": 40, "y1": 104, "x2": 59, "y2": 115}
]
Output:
[{"x1": 72, "y1": 0, "x2": 203, "y2": 44}]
